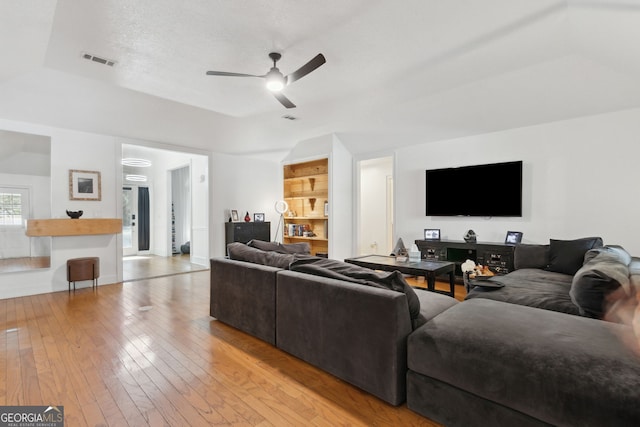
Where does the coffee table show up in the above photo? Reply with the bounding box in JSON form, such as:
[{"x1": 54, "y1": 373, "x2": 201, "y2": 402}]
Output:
[{"x1": 344, "y1": 255, "x2": 456, "y2": 298}]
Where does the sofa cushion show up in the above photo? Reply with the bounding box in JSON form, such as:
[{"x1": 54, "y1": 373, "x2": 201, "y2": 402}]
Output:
[
  {"x1": 408, "y1": 298, "x2": 640, "y2": 427},
  {"x1": 247, "y1": 239, "x2": 311, "y2": 254},
  {"x1": 226, "y1": 242, "x2": 296, "y2": 269},
  {"x1": 570, "y1": 246, "x2": 631, "y2": 319},
  {"x1": 513, "y1": 244, "x2": 549, "y2": 270},
  {"x1": 289, "y1": 256, "x2": 421, "y2": 324},
  {"x1": 465, "y1": 268, "x2": 579, "y2": 315},
  {"x1": 413, "y1": 289, "x2": 458, "y2": 328},
  {"x1": 547, "y1": 237, "x2": 603, "y2": 275}
]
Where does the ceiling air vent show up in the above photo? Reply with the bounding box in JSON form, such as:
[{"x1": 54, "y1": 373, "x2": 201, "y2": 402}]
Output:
[
  {"x1": 282, "y1": 115, "x2": 298, "y2": 121},
  {"x1": 82, "y1": 52, "x2": 116, "y2": 67}
]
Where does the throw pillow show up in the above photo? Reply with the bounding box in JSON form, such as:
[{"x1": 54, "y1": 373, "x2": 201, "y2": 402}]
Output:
[
  {"x1": 547, "y1": 237, "x2": 603, "y2": 276},
  {"x1": 513, "y1": 244, "x2": 550, "y2": 270},
  {"x1": 583, "y1": 245, "x2": 632, "y2": 267},
  {"x1": 248, "y1": 239, "x2": 311, "y2": 254},
  {"x1": 289, "y1": 256, "x2": 421, "y2": 323},
  {"x1": 226, "y1": 242, "x2": 296, "y2": 269},
  {"x1": 570, "y1": 247, "x2": 631, "y2": 319}
]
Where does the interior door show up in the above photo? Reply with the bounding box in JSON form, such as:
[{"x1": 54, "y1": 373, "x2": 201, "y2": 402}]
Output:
[
  {"x1": 122, "y1": 186, "x2": 138, "y2": 256},
  {"x1": 357, "y1": 157, "x2": 394, "y2": 255}
]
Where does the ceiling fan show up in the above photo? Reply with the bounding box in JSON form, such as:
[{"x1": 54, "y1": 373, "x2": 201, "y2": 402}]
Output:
[{"x1": 206, "y1": 52, "x2": 326, "y2": 109}]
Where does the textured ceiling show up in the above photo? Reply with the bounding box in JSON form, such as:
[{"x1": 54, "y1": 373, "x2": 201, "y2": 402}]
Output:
[{"x1": 1, "y1": 0, "x2": 640, "y2": 156}]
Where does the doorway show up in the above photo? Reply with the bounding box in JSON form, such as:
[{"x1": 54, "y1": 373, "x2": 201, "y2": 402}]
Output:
[
  {"x1": 121, "y1": 144, "x2": 209, "y2": 282},
  {"x1": 122, "y1": 185, "x2": 138, "y2": 256},
  {"x1": 170, "y1": 165, "x2": 191, "y2": 255},
  {"x1": 357, "y1": 156, "x2": 394, "y2": 256},
  {"x1": 122, "y1": 185, "x2": 150, "y2": 256}
]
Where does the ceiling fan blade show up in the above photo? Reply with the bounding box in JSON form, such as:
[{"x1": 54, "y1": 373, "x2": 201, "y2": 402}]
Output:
[
  {"x1": 273, "y1": 92, "x2": 296, "y2": 109},
  {"x1": 286, "y1": 53, "x2": 326, "y2": 85},
  {"x1": 206, "y1": 71, "x2": 264, "y2": 78}
]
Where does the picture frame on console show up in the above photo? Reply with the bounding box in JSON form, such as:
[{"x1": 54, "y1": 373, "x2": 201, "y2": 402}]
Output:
[
  {"x1": 424, "y1": 228, "x2": 441, "y2": 241},
  {"x1": 231, "y1": 210, "x2": 239, "y2": 222},
  {"x1": 254, "y1": 213, "x2": 265, "y2": 222},
  {"x1": 505, "y1": 231, "x2": 523, "y2": 244}
]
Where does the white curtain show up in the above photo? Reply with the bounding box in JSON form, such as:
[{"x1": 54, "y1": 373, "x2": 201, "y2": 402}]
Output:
[{"x1": 171, "y1": 166, "x2": 191, "y2": 252}]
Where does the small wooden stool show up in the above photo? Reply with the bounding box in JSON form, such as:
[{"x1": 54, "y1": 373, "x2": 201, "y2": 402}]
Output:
[{"x1": 67, "y1": 257, "x2": 100, "y2": 291}]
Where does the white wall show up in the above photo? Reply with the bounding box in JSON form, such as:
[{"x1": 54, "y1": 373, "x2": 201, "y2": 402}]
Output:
[
  {"x1": 0, "y1": 118, "x2": 121, "y2": 298},
  {"x1": 210, "y1": 153, "x2": 281, "y2": 257},
  {"x1": 395, "y1": 108, "x2": 640, "y2": 255},
  {"x1": 190, "y1": 155, "x2": 209, "y2": 266},
  {"x1": 329, "y1": 135, "x2": 354, "y2": 260}
]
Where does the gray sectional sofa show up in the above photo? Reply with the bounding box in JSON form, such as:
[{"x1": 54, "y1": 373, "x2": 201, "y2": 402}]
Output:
[
  {"x1": 210, "y1": 241, "x2": 458, "y2": 405},
  {"x1": 210, "y1": 239, "x2": 640, "y2": 425},
  {"x1": 407, "y1": 238, "x2": 640, "y2": 426}
]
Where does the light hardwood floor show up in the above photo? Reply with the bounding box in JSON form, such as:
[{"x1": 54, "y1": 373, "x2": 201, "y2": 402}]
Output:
[
  {"x1": 1, "y1": 270, "x2": 443, "y2": 426},
  {"x1": 123, "y1": 254, "x2": 208, "y2": 282}
]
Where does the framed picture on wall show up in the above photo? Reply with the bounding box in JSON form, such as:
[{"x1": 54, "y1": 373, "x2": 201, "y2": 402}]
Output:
[
  {"x1": 424, "y1": 228, "x2": 441, "y2": 241},
  {"x1": 69, "y1": 169, "x2": 101, "y2": 201}
]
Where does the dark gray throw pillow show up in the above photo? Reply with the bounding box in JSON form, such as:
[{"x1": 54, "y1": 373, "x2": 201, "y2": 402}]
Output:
[
  {"x1": 570, "y1": 247, "x2": 631, "y2": 319},
  {"x1": 513, "y1": 244, "x2": 550, "y2": 270},
  {"x1": 226, "y1": 242, "x2": 296, "y2": 269},
  {"x1": 247, "y1": 239, "x2": 311, "y2": 254},
  {"x1": 289, "y1": 256, "x2": 421, "y2": 324},
  {"x1": 547, "y1": 237, "x2": 603, "y2": 276}
]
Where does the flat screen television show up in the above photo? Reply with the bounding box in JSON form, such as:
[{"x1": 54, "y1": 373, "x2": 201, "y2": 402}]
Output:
[{"x1": 425, "y1": 161, "x2": 522, "y2": 217}]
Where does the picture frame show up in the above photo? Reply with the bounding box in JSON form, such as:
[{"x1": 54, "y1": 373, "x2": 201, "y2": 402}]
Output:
[
  {"x1": 69, "y1": 169, "x2": 101, "y2": 201},
  {"x1": 254, "y1": 213, "x2": 265, "y2": 222},
  {"x1": 505, "y1": 231, "x2": 523, "y2": 244},
  {"x1": 424, "y1": 228, "x2": 441, "y2": 241},
  {"x1": 231, "y1": 210, "x2": 239, "y2": 222}
]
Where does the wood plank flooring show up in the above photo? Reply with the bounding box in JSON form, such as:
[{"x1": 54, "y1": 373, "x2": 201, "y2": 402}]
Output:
[
  {"x1": 406, "y1": 276, "x2": 467, "y2": 302},
  {"x1": 1, "y1": 270, "x2": 442, "y2": 426},
  {"x1": 123, "y1": 254, "x2": 208, "y2": 282}
]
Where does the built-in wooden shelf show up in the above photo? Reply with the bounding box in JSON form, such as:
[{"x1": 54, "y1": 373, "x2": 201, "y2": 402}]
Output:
[{"x1": 26, "y1": 218, "x2": 122, "y2": 237}]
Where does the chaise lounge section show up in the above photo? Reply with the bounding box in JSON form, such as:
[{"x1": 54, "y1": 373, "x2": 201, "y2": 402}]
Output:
[{"x1": 407, "y1": 297, "x2": 640, "y2": 426}]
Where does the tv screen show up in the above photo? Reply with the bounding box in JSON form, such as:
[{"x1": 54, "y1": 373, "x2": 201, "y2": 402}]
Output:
[{"x1": 425, "y1": 161, "x2": 522, "y2": 217}]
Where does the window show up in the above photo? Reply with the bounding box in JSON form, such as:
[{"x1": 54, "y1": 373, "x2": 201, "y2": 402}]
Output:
[{"x1": 0, "y1": 188, "x2": 28, "y2": 227}]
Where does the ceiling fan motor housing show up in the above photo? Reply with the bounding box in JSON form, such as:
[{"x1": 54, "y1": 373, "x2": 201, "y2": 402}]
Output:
[{"x1": 269, "y1": 52, "x2": 282, "y2": 63}]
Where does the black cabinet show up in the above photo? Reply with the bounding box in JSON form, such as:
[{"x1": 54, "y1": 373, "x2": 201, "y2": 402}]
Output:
[
  {"x1": 225, "y1": 222, "x2": 271, "y2": 250},
  {"x1": 415, "y1": 239, "x2": 515, "y2": 277}
]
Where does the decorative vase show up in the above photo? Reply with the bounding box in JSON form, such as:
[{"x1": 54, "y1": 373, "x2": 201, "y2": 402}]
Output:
[
  {"x1": 66, "y1": 210, "x2": 83, "y2": 219},
  {"x1": 244, "y1": 211, "x2": 251, "y2": 222}
]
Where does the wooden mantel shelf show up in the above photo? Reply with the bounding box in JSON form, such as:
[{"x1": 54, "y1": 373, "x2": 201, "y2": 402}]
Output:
[{"x1": 26, "y1": 218, "x2": 122, "y2": 237}]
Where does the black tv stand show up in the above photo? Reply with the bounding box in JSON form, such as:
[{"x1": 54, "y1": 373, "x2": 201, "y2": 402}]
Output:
[{"x1": 415, "y1": 239, "x2": 515, "y2": 278}]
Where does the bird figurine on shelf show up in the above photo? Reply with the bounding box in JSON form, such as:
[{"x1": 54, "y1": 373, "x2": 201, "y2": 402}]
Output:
[{"x1": 66, "y1": 210, "x2": 83, "y2": 219}]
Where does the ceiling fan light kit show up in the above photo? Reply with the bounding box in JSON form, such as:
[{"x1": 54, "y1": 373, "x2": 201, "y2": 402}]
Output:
[
  {"x1": 265, "y1": 69, "x2": 285, "y2": 92},
  {"x1": 206, "y1": 52, "x2": 326, "y2": 108}
]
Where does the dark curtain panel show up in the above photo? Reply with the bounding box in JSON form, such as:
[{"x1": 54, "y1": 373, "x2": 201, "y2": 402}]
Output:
[{"x1": 138, "y1": 186, "x2": 150, "y2": 251}]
